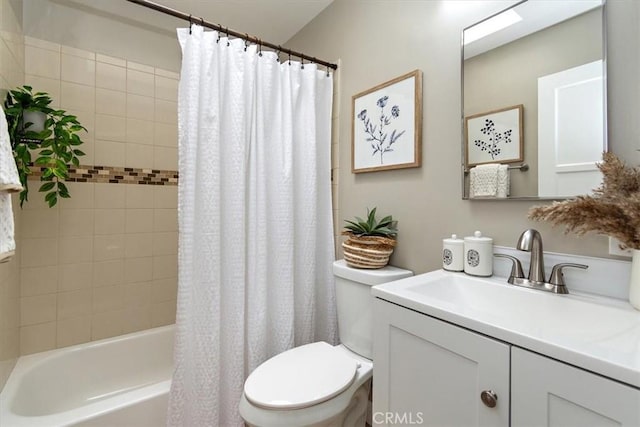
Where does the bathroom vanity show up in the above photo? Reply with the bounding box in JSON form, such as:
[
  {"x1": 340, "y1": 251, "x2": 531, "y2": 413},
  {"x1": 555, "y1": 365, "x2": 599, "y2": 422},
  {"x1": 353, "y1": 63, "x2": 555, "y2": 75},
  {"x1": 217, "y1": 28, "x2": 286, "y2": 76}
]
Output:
[{"x1": 371, "y1": 270, "x2": 640, "y2": 426}]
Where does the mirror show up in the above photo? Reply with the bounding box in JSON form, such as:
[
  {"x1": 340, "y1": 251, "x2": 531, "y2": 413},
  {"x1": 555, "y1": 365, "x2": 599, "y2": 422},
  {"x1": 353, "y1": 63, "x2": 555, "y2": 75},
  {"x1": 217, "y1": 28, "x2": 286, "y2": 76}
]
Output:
[{"x1": 462, "y1": 0, "x2": 606, "y2": 200}]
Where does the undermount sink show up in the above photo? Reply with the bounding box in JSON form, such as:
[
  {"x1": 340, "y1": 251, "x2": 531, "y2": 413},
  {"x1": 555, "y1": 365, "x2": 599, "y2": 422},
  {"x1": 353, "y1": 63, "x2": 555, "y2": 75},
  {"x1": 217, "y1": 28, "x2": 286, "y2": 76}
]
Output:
[{"x1": 371, "y1": 269, "x2": 640, "y2": 388}]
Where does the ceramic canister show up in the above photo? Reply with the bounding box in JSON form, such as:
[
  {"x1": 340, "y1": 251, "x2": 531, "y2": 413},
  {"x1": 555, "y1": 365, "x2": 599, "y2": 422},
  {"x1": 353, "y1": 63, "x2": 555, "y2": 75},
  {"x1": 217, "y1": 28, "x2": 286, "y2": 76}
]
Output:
[
  {"x1": 442, "y1": 234, "x2": 464, "y2": 272},
  {"x1": 463, "y1": 231, "x2": 493, "y2": 277}
]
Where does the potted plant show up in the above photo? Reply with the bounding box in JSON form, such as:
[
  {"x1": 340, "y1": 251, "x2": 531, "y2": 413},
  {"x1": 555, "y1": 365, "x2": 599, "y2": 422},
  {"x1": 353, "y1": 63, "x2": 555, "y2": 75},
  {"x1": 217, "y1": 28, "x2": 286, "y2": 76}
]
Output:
[
  {"x1": 528, "y1": 152, "x2": 640, "y2": 310},
  {"x1": 342, "y1": 207, "x2": 398, "y2": 269},
  {"x1": 4, "y1": 85, "x2": 86, "y2": 207}
]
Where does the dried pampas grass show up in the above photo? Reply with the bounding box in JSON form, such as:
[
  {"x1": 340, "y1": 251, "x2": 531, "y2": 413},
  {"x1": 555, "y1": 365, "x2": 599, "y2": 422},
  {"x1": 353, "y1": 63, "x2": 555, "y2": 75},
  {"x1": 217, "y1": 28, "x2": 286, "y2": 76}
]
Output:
[{"x1": 529, "y1": 152, "x2": 640, "y2": 250}]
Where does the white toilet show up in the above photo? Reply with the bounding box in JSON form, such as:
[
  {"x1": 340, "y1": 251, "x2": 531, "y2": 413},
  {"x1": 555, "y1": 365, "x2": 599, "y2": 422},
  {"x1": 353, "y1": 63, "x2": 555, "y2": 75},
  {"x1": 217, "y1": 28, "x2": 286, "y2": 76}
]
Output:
[{"x1": 239, "y1": 259, "x2": 413, "y2": 427}]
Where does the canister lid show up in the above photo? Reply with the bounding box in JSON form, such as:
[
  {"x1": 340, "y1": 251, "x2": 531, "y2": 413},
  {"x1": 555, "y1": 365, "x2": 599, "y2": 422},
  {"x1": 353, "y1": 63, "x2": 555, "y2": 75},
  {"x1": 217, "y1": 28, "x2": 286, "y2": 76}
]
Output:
[
  {"x1": 464, "y1": 230, "x2": 493, "y2": 243},
  {"x1": 443, "y1": 234, "x2": 464, "y2": 245}
]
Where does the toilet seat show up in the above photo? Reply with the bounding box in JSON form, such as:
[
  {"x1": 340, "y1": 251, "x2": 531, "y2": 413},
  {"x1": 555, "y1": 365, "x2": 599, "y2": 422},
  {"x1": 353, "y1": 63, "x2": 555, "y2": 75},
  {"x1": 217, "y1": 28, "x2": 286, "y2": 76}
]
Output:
[{"x1": 243, "y1": 342, "x2": 358, "y2": 410}]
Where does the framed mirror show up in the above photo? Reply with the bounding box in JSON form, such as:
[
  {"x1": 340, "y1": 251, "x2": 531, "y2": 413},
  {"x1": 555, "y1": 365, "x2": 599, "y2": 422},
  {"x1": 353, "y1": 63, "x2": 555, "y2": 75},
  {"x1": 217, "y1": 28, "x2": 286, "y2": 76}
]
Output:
[{"x1": 462, "y1": 0, "x2": 606, "y2": 200}]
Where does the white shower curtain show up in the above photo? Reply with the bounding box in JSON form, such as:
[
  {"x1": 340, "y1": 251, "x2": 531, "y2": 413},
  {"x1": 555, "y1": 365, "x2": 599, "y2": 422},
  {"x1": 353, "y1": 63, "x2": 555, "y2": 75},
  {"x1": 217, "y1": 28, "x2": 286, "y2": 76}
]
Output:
[{"x1": 168, "y1": 26, "x2": 337, "y2": 426}]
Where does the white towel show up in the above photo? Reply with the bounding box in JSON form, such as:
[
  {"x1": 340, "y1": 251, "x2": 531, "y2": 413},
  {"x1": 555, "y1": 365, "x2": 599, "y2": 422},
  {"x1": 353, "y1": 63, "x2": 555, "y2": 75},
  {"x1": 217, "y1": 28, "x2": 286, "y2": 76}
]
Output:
[
  {"x1": 470, "y1": 164, "x2": 510, "y2": 198},
  {"x1": 0, "y1": 105, "x2": 22, "y2": 263}
]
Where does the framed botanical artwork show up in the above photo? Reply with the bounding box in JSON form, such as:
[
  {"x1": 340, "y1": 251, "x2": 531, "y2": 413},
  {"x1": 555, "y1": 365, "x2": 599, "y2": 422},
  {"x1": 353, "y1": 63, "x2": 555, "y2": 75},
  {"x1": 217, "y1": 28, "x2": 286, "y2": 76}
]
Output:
[
  {"x1": 465, "y1": 104, "x2": 524, "y2": 168},
  {"x1": 351, "y1": 70, "x2": 422, "y2": 173}
]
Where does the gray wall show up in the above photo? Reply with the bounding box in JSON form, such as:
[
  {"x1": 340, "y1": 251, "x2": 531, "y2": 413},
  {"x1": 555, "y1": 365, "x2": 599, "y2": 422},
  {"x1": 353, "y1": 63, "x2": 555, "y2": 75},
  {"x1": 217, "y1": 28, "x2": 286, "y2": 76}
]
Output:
[{"x1": 286, "y1": 0, "x2": 639, "y2": 275}]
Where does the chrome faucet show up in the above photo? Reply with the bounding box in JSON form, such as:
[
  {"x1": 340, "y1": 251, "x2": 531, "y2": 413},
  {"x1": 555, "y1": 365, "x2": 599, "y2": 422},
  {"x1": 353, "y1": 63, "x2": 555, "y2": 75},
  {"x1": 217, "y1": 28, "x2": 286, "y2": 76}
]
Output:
[{"x1": 516, "y1": 229, "x2": 545, "y2": 283}]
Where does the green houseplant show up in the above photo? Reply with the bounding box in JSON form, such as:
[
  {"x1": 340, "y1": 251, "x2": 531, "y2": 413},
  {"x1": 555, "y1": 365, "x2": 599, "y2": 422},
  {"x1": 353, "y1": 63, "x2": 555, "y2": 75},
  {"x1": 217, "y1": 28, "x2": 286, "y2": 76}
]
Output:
[
  {"x1": 342, "y1": 207, "x2": 398, "y2": 269},
  {"x1": 4, "y1": 85, "x2": 86, "y2": 207}
]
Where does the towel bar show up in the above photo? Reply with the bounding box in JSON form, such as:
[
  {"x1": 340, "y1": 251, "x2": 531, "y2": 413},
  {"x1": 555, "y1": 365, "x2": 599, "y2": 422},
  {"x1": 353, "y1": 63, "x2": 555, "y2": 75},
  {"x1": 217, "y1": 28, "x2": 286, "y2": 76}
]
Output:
[{"x1": 464, "y1": 163, "x2": 529, "y2": 174}]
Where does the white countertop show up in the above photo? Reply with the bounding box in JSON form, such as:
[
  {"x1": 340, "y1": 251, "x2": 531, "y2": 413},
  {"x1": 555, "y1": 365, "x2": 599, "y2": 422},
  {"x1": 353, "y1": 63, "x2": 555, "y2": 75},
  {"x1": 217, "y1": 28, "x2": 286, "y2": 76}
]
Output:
[{"x1": 371, "y1": 269, "x2": 640, "y2": 389}]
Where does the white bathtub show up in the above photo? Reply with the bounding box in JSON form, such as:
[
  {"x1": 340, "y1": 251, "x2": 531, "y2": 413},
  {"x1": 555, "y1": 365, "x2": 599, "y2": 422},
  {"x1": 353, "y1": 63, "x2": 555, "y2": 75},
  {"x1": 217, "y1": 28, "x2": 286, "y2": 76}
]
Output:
[{"x1": 0, "y1": 325, "x2": 174, "y2": 427}]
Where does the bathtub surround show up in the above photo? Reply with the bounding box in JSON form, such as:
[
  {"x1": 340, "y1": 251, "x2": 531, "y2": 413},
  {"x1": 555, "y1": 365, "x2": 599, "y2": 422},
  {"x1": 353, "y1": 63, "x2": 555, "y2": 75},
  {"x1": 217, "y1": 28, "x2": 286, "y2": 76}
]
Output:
[
  {"x1": 169, "y1": 27, "x2": 336, "y2": 426},
  {"x1": 18, "y1": 36, "x2": 179, "y2": 355},
  {"x1": 0, "y1": 0, "x2": 24, "y2": 391}
]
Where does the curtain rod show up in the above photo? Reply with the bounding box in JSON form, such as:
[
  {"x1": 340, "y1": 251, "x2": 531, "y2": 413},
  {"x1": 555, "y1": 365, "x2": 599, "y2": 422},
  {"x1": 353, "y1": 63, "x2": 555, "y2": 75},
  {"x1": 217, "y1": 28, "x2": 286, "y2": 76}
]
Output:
[{"x1": 125, "y1": 0, "x2": 338, "y2": 71}]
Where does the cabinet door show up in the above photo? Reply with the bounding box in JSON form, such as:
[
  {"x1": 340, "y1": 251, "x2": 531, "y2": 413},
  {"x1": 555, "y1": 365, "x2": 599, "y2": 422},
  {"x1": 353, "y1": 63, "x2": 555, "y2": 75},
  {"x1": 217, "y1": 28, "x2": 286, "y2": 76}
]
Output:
[
  {"x1": 373, "y1": 299, "x2": 510, "y2": 427},
  {"x1": 512, "y1": 347, "x2": 640, "y2": 426}
]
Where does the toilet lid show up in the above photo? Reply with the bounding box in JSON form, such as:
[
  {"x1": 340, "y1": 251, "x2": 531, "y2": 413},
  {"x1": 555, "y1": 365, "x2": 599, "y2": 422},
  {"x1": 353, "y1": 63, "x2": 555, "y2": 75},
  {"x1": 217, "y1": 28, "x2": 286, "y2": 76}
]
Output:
[{"x1": 243, "y1": 342, "x2": 358, "y2": 410}]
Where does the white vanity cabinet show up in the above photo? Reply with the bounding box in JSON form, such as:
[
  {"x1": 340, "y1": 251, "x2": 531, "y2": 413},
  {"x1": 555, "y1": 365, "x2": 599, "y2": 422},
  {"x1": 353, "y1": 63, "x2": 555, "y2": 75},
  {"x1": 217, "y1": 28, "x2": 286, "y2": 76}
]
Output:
[
  {"x1": 372, "y1": 298, "x2": 510, "y2": 426},
  {"x1": 512, "y1": 348, "x2": 640, "y2": 426},
  {"x1": 373, "y1": 298, "x2": 640, "y2": 427}
]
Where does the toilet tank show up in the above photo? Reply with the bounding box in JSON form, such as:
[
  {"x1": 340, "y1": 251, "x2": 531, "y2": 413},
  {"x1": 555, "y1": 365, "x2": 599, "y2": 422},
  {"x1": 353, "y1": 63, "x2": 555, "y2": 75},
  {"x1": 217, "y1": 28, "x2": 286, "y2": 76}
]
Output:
[{"x1": 333, "y1": 260, "x2": 412, "y2": 359}]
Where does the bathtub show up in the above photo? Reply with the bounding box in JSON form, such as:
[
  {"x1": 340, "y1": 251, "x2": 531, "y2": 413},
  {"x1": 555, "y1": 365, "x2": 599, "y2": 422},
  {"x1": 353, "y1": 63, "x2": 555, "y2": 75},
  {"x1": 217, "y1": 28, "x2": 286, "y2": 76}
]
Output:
[{"x1": 0, "y1": 325, "x2": 174, "y2": 427}]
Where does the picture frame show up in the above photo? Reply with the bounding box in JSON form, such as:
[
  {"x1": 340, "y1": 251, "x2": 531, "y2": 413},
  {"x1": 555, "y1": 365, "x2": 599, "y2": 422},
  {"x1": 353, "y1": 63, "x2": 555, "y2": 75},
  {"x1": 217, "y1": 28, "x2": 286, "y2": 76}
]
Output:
[
  {"x1": 351, "y1": 70, "x2": 422, "y2": 173},
  {"x1": 465, "y1": 104, "x2": 524, "y2": 168}
]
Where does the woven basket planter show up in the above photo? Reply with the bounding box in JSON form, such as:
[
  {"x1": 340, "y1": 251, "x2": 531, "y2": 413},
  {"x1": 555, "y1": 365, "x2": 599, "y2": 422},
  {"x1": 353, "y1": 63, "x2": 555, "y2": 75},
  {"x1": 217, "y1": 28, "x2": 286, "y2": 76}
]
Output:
[{"x1": 341, "y1": 231, "x2": 397, "y2": 269}]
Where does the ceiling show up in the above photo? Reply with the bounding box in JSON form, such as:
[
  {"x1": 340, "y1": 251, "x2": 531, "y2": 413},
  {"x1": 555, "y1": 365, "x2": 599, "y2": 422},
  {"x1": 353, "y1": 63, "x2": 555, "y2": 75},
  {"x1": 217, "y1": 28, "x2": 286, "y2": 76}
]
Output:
[{"x1": 64, "y1": 0, "x2": 334, "y2": 46}]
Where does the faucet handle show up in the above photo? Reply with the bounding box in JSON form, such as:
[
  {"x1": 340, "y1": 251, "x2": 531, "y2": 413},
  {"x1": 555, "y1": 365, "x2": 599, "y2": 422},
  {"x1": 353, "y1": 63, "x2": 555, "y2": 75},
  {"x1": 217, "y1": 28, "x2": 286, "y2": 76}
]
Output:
[
  {"x1": 494, "y1": 254, "x2": 525, "y2": 284},
  {"x1": 549, "y1": 263, "x2": 589, "y2": 288}
]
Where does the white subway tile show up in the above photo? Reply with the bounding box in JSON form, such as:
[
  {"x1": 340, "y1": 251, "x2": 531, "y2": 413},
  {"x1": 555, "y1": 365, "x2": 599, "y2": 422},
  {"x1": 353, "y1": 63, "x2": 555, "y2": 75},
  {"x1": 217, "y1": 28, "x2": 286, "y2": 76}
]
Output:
[
  {"x1": 57, "y1": 289, "x2": 92, "y2": 319},
  {"x1": 20, "y1": 294, "x2": 57, "y2": 325},
  {"x1": 24, "y1": 36, "x2": 60, "y2": 52},
  {"x1": 126, "y1": 118, "x2": 154, "y2": 145},
  {"x1": 95, "y1": 115, "x2": 126, "y2": 142},
  {"x1": 155, "y1": 75, "x2": 178, "y2": 101},
  {"x1": 127, "y1": 61, "x2": 154, "y2": 74},
  {"x1": 95, "y1": 183, "x2": 125, "y2": 209},
  {"x1": 126, "y1": 209, "x2": 154, "y2": 233},
  {"x1": 125, "y1": 185, "x2": 154, "y2": 209},
  {"x1": 93, "y1": 234, "x2": 125, "y2": 261},
  {"x1": 58, "y1": 236, "x2": 94, "y2": 264},
  {"x1": 154, "y1": 122, "x2": 177, "y2": 147},
  {"x1": 96, "y1": 53, "x2": 126, "y2": 67},
  {"x1": 61, "y1": 45, "x2": 95, "y2": 60},
  {"x1": 20, "y1": 322, "x2": 56, "y2": 354},
  {"x1": 96, "y1": 62, "x2": 126, "y2": 92},
  {"x1": 154, "y1": 99, "x2": 177, "y2": 124},
  {"x1": 96, "y1": 88, "x2": 126, "y2": 117},
  {"x1": 60, "y1": 81, "x2": 95, "y2": 113},
  {"x1": 124, "y1": 257, "x2": 153, "y2": 283},
  {"x1": 25, "y1": 45, "x2": 60, "y2": 79},
  {"x1": 127, "y1": 94, "x2": 154, "y2": 121},
  {"x1": 127, "y1": 69, "x2": 154, "y2": 97},
  {"x1": 153, "y1": 146, "x2": 177, "y2": 170},
  {"x1": 61, "y1": 54, "x2": 95, "y2": 86},
  {"x1": 125, "y1": 143, "x2": 154, "y2": 169},
  {"x1": 94, "y1": 209, "x2": 125, "y2": 235}
]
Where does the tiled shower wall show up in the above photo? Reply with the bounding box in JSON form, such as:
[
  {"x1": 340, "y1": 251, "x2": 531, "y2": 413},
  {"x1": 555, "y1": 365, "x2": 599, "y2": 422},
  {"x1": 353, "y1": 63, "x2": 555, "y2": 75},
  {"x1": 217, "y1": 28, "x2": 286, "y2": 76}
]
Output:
[
  {"x1": 18, "y1": 36, "x2": 178, "y2": 354},
  {"x1": 0, "y1": 0, "x2": 23, "y2": 390}
]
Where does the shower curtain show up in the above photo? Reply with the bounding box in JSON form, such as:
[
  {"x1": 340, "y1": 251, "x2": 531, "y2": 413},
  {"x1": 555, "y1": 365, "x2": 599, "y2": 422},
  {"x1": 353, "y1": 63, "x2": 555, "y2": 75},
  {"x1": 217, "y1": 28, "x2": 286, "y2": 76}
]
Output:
[{"x1": 168, "y1": 26, "x2": 337, "y2": 426}]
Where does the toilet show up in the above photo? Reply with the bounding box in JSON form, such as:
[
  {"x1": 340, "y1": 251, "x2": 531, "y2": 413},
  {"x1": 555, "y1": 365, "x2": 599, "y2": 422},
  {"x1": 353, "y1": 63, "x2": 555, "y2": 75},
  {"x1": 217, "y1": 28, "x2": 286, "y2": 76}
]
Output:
[{"x1": 239, "y1": 259, "x2": 413, "y2": 427}]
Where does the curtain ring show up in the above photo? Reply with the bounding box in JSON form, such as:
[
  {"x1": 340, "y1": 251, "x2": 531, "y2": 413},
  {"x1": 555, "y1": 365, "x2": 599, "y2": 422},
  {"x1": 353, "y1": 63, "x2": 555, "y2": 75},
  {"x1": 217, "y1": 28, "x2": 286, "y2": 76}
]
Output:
[
  {"x1": 301, "y1": 55, "x2": 305, "y2": 69},
  {"x1": 276, "y1": 45, "x2": 281, "y2": 62},
  {"x1": 326, "y1": 64, "x2": 330, "y2": 77},
  {"x1": 244, "y1": 33, "x2": 250, "y2": 51},
  {"x1": 200, "y1": 17, "x2": 205, "y2": 27},
  {"x1": 258, "y1": 39, "x2": 263, "y2": 57},
  {"x1": 288, "y1": 51, "x2": 291, "y2": 66},
  {"x1": 226, "y1": 27, "x2": 230, "y2": 46},
  {"x1": 188, "y1": 14, "x2": 193, "y2": 34}
]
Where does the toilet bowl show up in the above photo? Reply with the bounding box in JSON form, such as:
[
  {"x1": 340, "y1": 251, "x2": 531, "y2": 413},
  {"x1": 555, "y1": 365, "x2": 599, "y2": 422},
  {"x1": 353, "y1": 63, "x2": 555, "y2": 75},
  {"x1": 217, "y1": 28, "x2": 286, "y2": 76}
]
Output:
[{"x1": 239, "y1": 260, "x2": 412, "y2": 427}]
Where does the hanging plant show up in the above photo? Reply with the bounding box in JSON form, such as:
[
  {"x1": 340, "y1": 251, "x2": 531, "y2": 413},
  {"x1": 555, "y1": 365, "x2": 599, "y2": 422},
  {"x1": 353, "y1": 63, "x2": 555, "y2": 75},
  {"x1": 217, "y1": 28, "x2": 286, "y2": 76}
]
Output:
[{"x1": 4, "y1": 86, "x2": 86, "y2": 207}]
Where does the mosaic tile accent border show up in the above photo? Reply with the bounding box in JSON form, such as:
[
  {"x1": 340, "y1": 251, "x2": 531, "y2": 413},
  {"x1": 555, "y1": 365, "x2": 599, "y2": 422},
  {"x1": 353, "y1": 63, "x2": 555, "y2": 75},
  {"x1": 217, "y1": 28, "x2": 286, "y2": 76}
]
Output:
[{"x1": 30, "y1": 165, "x2": 179, "y2": 185}]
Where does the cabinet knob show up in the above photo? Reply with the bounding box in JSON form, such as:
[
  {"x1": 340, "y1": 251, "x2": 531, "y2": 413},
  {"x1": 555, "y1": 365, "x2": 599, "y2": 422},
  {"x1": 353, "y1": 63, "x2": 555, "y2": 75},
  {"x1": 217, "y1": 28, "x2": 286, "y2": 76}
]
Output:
[{"x1": 480, "y1": 390, "x2": 498, "y2": 408}]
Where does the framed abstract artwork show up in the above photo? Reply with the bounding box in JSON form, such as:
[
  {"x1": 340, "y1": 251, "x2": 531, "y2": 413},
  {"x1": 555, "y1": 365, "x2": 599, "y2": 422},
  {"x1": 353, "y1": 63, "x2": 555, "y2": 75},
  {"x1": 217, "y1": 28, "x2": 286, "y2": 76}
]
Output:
[
  {"x1": 465, "y1": 104, "x2": 524, "y2": 168},
  {"x1": 351, "y1": 70, "x2": 422, "y2": 173}
]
